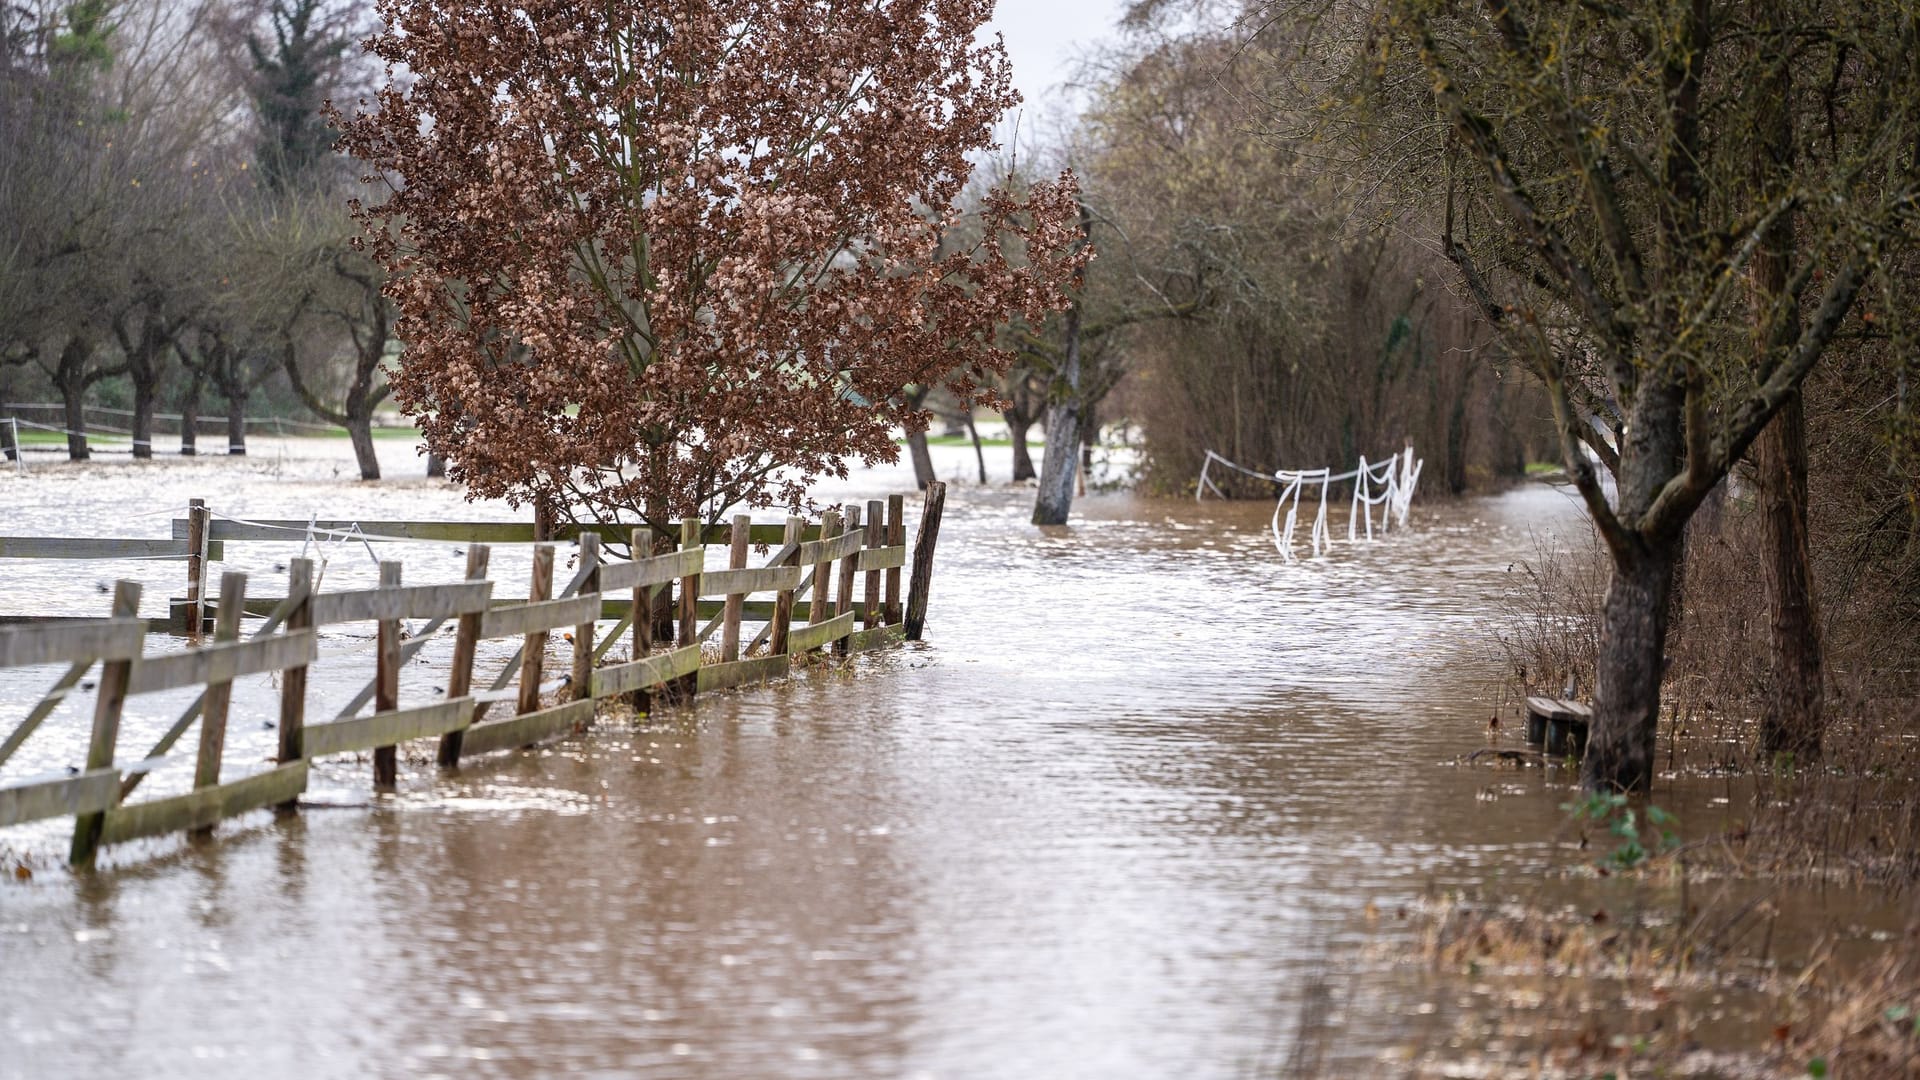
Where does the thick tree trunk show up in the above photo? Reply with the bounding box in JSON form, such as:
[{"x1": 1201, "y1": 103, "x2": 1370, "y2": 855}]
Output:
[
  {"x1": 1748, "y1": 9, "x2": 1824, "y2": 762},
  {"x1": 179, "y1": 374, "x2": 201, "y2": 456},
  {"x1": 1755, "y1": 393, "x2": 1824, "y2": 758},
  {"x1": 1033, "y1": 400, "x2": 1082, "y2": 524},
  {"x1": 426, "y1": 451, "x2": 446, "y2": 478},
  {"x1": 1582, "y1": 544, "x2": 1677, "y2": 792},
  {"x1": 130, "y1": 377, "x2": 157, "y2": 460},
  {"x1": 906, "y1": 429, "x2": 935, "y2": 490},
  {"x1": 347, "y1": 414, "x2": 381, "y2": 480},
  {"x1": 1008, "y1": 411, "x2": 1036, "y2": 482},
  {"x1": 60, "y1": 380, "x2": 89, "y2": 462},
  {"x1": 1078, "y1": 404, "x2": 1096, "y2": 497},
  {"x1": 226, "y1": 394, "x2": 247, "y2": 455}
]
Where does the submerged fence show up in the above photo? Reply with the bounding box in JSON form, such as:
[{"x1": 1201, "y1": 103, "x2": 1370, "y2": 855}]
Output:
[
  {"x1": 1197, "y1": 444, "x2": 1423, "y2": 562},
  {"x1": 0, "y1": 485, "x2": 949, "y2": 867}
]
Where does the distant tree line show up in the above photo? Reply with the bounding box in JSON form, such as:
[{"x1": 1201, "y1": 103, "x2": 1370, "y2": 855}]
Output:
[{"x1": 1, "y1": 0, "x2": 397, "y2": 478}]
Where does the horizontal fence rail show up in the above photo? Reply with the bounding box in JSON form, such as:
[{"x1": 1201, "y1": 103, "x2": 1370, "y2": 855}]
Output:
[{"x1": 0, "y1": 484, "x2": 950, "y2": 867}]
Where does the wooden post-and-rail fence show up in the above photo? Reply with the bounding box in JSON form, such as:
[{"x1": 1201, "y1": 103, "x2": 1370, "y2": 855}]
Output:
[{"x1": 0, "y1": 484, "x2": 950, "y2": 867}]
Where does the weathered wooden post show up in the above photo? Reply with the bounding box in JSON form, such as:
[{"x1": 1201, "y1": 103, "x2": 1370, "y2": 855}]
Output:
[
  {"x1": 905, "y1": 481, "x2": 946, "y2": 641},
  {"x1": 184, "y1": 497, "x2": 210, "y2": 635},
  {"x1": 863, "y1": 499, "x2": 884, "y2": 629},
  {"x1": 518, "y1": 545, "x2": 554, "y2": 720},
  {"x1": 676, "y1": 518, "x2": 701, "y2": 703},
  {"x1": 70, "y1": 581, "x2": 141, "y2": 866},
  {"x1": 571, "y1": 533, "x2": 600, "y2": 702},
  {"x1": 770, "y1": 515, "x2": 804, "y2": 655},
  {"x1": 833, "y1": 505, "x2": 862, "y2": 657},
  {"x1": 277, "y1": 559, "x2": 313, "y2": 804},
  {"x1": 628, "y1": 527, "x2": 653, "y2": 713},
  {"x1": 372, "y1": 561, "x2": 403, "y2": 788},
  {"x1": 436, "y1": 545, "x2": 490, "y2": 768},
  {"x1": 189, "y1": 571, "x2": 247, "y2": 837},
  {"x1": 808, "y1": 509, "x2": 841, "y2": 639},
  {"x1": 884, "y1": 493, "x2": 905, "y2": 625},
  {"x1": 721, "y1": 514, "x2": 749, "y2": 662}
]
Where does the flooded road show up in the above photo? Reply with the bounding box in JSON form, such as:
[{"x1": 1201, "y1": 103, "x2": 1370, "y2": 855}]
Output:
[{"x1": 0, "y1": 439, "x2": 1871, "y2": 1075}]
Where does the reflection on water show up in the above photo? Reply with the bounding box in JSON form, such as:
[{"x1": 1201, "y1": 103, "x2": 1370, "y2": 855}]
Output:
[{"x1": 0, "y1": 441, "x2": 1891, "y2": 1075}]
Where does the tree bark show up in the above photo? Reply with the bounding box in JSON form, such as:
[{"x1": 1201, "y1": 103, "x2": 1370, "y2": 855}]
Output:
[
  {"x1": 130, "y1": 375, "x2": 157, "y2": 460},
  {"x1": 347, "y1": 414, "x2": 381, "y2": 480},
  {"x1": 964, "y1": 409, "x2": 987, "y2": 484},
  {"x1": 60, "y1": 379, "x2": 89, "y2": 462},
  {"x1": 426, "y1": 451, "x2": 446, "y2": 478},
  {"x1": 226, "y1": 393, "x2": 247, "y2": 455},
  {"x1": 906, "y1": 429, "x2": 935, "y2": 490},
  {"x1": 1033, "y1": 202, "x2": 1093, "y2": 526},
  {"x1": 179, "y1": 370, "x2": 201, "y2": 456},
  {"x1": 1008, "y1": 410, "x2": 1036, "y2": 482},
  {"x1": 1582, "y1": 543, "x2": 1677, "y2": 793},
  {"x1": 1755, "y1": 392, "x2": 1823, "y2": 758},
  {"x1": 1748, "y1": 2, "x2": 1824, "y2": 762}
]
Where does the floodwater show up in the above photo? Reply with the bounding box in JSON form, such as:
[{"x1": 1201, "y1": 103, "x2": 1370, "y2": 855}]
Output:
[{"x1": 0, "y1": 437, "x2": 1901, "y2": 1076}]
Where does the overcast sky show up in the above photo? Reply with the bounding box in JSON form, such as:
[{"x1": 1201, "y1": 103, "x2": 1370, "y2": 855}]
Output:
[{"x1": 983, "y1": 2, "x2": 1132, "y2": 122}]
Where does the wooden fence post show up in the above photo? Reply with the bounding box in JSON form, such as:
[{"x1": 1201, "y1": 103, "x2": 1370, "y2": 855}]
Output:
[
  {"x1": 70, "y1": 580, "x2": 141, "y2": 866},
  {"x1": 650, "y1": 524, "x2": 677, "y2": 644},
  {"x1": 808, "y1": 509, "x2": 841, "y2": 642},
  {"x1": 770, "y1": 515, "x2": 803, "y2": 655},
  {"x1": 863, "y1": 499, "x2": 884, "y2": 629},
  {"x1": 372, "y1": 561, "x2": 403, "y2": 788},
  {"x1": 184, "y1": 497, "x2": 209, "y2": 635},
  {"x1": 833, "y1": 505, "x2": 861, "y2": 657},
  {"x1": 628, "y1": 527, "x2": 653, "y2": 714},
  {"x1": 885, "y1": 493, "x2": 905, "y2": 625},
  {"x1": 905, "y1": 481, "x2": 946, "y2": 641},
  {"x1": 721, "y1": 514, "x2": 749, "y2": 662},
  {"x1": 190, "y1": 571, "x2": 247, "y2": 837},
  {"x1": 518, "y1": 545, "x2": 554, "y2": 719},
  {"x1": 571, "y1": 533, "x2": 599, "y2": 701},
  {"x1": 436, "y1": 545, "x2": 490, "y2": 768},
  {"x1": 276, "y1": 558, "x2": 314, "y2": 802}
]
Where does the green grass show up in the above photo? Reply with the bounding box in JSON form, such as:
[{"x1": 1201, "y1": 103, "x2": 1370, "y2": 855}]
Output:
[{"x1": 1525, "y1": 461, "x2": 1564, "y2": 476}]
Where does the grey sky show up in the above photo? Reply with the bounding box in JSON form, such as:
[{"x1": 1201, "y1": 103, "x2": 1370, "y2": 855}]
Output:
[{"x1": 984, "y1": 2, "x2": 1131, "y2": 118}]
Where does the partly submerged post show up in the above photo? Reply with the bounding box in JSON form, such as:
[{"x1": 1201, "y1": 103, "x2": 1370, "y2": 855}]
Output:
[
  {"x1": 770, "y1": 515, "x2": 803, "y2": 655},
  {"x1": 437, "y1": 545, "x2": 490, "y2": 768},
  {"x1": 884, "y1": 493, "x2": 905, "y2": 625},
  {"x1": 905, "y1": 481, "x2": 946, "y2": 641},
  {"x1": 721, "y1": 514, "x2": 749, "y2": 662},
  {"x1": 808, "y1": 509, "x2": 841, "y2": 643},
  {"x1": 277, "y1": 559, "x2": 313, "y2": 802},
  {"x1": 70, "y1": 581, "x2": 141, "y2": 866},
  {"x1": 571, "y1": 533, "x2": 599, "y2": 701},
  {"x1": 676, "y1": 518, "x2": 701, "y2": 702},
  {"x1": 863, "y1": 499, "x2": 883, "y2": 629},
  {"x1": 518, "y1": 545, "x2": 554, "y2": 720},
  {"x1": 372, "y1": 561, "x2": 403, "y2": 788},
  {"x1": 628, "y1": 527, "x2": 653, "y2": 714},
  {"x1": 183, "y1": 497, "x2": 210, "y2": 636},
  {"x1": 833, "y1": 505, "x2": 862, "y2": 658},
  {"x1": 190, "y1": 571, "x2": 247, "y2": 837}
]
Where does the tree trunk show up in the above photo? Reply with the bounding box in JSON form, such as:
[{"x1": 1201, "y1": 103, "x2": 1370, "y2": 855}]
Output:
[
  {"x1": 1582, "y1": 543, "x2": 1677, "y2": 792},
  {"x1": 906, "y1": 429, "x2": 935, "y2": 490},
  {"x1": 60, "y1": 378, "x2": 89, "y2": 462},
  {"x1": 426, "y1": 451, "x2": 446, "y2": 478},
  {"x1": 347, "y1": 413, "x2": 381, "y2": 480},
  {"x1": 1748, "y1": 5, "x2": 1824, "y2": 762},
  {"x1": 130, "y1": 375, "x2": 157, "y2": 460},
  {"x1": 1033, "y1": 398, "x2": 1081, "y2": 525},
  {"x1": 1008, "y1": 411, "x2": 1036, "y2": 482},
  {"x1": 179, "y1": 373, "x2": 201, "y2": 456},
  {"x1": 1755, "y1": 393, "x2": 1823, "y2": 758},
  {"x1": 1078, "y1": 403, "x2": 1097, "y2": 496},
  {"x1": 226, "y1": 393, "x2": 248, "y2": 455},
  {"x1": 964, "y1": 410, "x2": 987, "y2": 484}
]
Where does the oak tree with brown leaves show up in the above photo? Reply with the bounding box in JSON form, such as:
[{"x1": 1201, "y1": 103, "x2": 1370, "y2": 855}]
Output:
[{"x1": 336, "y1": 0, "x2": 1087, "y2": 529}]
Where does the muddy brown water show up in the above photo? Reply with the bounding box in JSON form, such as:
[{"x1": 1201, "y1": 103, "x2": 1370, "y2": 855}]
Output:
[{"x1": 0, "y1": 440, "x2": 1904, "y2": 1076}]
